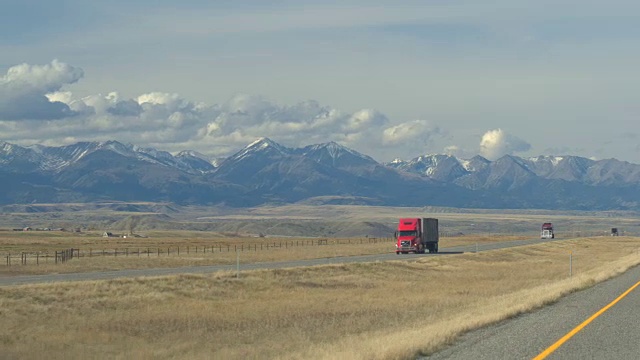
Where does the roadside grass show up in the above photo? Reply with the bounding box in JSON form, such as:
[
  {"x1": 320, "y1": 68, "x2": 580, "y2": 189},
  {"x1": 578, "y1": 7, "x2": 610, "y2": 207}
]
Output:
[
  {"x1": 0, "y1": 233, "x2": 528, "y2": 276},
  {"x1": 1, "y1": 237, "x2": 640, "y2": 359}
]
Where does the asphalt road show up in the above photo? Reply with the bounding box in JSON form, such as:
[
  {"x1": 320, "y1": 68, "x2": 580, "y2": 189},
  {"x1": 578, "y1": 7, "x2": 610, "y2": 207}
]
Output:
[
  {"x1": 0, "y1": 237, "x2": 558, "y2": 286},
  {"x1": 424, "y1": 263, "x2": 640, "y2": 360}
]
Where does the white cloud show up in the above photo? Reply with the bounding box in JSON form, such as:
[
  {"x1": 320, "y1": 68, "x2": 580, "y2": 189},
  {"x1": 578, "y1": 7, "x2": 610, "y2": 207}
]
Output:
[
  {"x1": 0, "y1": 60, "x2": 84, "y2": 120},
  {"x1": 444, "y1": 145, "x2": 461, "y2": 156},
  {"x1": 1, "y1": 61, "x2": 455, "y2": 160},
  {"x1": 2, "y1": 60, "x2": 83, "y2": 92},
  {"x1": 382, "y1": 119, "x2": 440, "y2": 146},
  {"x1": 479, "y1": 128, "x2": 531, "y2": 160}
]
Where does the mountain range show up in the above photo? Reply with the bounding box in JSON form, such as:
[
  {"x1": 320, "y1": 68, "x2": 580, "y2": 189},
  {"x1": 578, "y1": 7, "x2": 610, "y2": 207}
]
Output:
[{"x1": 2, "y1": 138, "x2": 640, "y2": 210}]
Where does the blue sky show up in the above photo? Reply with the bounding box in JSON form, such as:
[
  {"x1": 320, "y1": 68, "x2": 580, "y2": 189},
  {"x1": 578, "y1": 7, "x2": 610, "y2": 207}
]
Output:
[{"x1": 1, "y1": 0, "x2": 640, "y2": 162}]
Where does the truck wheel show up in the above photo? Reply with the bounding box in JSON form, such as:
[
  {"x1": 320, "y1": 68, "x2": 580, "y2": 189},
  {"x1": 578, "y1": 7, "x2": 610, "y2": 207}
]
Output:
[
  {"x1": 435, "y1": 244, "x2": 439, "y2": 253},
  {"x1": 396, "y1": 251, "x2": 399, "y2": 255}
]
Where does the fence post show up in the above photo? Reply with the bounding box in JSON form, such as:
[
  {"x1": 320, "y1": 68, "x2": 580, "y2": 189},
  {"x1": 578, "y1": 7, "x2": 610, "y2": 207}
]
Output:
[{"x1": 570, "y1": 251, "x2": 573, "y2": 277}]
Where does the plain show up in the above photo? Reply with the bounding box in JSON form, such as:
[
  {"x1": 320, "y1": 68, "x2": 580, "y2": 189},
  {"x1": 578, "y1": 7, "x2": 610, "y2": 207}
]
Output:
[{"x1": 2, "y1": 233, "x2": 640, "y2": 359}]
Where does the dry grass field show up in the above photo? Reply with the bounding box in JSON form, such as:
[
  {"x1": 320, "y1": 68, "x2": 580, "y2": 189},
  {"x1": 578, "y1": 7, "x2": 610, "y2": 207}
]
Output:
[
  {"x1": 2, "y1": 236, "x2": 640, "y2": 359},
  {"x1": 1, "y1": 203, "x2": 636, "y2": 238},
  {"x1": 0, "y1": 231, "x2": 527, "y2": 276}
]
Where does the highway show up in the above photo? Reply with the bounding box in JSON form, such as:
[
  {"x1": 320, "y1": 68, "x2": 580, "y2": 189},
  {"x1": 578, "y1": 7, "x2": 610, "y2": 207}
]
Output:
[
  {"x1": 424, "y1": 264, "x2": 640, "y2": 360},
  {"x1": 0, "y1": 237, "x2": 557, "y2": 286}
]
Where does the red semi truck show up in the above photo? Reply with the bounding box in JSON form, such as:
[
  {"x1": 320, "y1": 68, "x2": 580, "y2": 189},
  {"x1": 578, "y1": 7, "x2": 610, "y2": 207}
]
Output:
[
  {"x1": 395, "y1": 218, "x2": 439, "y2": 254},
  {"x1": 541, "y1": 223, "x2": 554, "y2": 239}
]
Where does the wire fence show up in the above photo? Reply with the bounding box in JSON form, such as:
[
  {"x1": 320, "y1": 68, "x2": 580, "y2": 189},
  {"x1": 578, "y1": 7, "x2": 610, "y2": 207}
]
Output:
[
  {"x1": 2, "y1": 231, "x2": 627, "y2": 267},
  {"x1": 3, "y1": 237, "x2": 397, "y2": 267}
]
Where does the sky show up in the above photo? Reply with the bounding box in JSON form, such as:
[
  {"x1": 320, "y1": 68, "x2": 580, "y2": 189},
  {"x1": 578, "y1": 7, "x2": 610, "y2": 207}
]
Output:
[{"x1": 1, "y1": 0, "x2": 640, "y2": 163}]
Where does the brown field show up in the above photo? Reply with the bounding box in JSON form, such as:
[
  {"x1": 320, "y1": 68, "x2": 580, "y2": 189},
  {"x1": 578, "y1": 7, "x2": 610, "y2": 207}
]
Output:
[
  {"x1": 2, "y1": 236, "x2": 640, "y2": 359},
  {"x1": 0, "y1": 231, "x2": 528, "y2": 276},
  {"x1": 1, "y1": 203, "x2": 636, "y2": 238}
]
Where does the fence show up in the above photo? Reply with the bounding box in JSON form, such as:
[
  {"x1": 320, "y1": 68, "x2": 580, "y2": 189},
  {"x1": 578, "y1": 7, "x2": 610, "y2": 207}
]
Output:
[
  {"x1": 3, "y1": 231, "x2": 622, "y2": 267},
  {"x1": 5, "y1": 248, "x2": 77, "y2": 266},
  {"x1": 2, "y1": 237, "x2": 394, "y2": 267}
]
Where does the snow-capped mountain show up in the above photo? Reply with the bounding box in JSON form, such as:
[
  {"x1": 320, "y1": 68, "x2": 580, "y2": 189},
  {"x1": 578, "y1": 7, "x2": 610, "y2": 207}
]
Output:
[
  {"x1": 175, "y1": 150, "x2": 217, "y2": 173},
  {"x1": 298, "y1": 141, "x2": 378, "y2": 168},
  {"x1": 0, "y1": 140, "x2": 217, "y2": 175},
  {"x1": 3, "y1": 138, "x2": 640, "y2": 210},
  {"x1": 385, "y1": 154, "x2": 471, "y2": 182},
  {"x1": 385, "y1": 152, "x2": 640, "y2": 189}
]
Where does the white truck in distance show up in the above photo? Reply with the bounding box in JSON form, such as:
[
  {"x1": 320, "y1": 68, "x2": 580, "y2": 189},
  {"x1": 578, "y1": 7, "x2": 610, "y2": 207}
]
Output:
[{"x1": 541, "y1": 223, "x2": 554, "y2": 239}]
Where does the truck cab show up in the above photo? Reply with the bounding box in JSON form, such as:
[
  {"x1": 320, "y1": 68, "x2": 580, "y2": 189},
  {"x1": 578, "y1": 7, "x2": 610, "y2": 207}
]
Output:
[
  {"x1": 541, "y1": 223, "x2": 554, "y2": 239},
  {"x1": 395, "y1": 218, "x2": 423, "y2": 254},
  {"x1": 395, "y1": 218, "x2": 439, "y2": 254}
]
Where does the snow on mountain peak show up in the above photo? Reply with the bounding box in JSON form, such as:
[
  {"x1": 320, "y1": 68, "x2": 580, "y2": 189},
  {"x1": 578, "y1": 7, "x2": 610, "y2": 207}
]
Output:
[
  {"x1": 1, "y1": 142, "x2": 15, "y2": 154},
  {"x1": 529, "y1": 155, "x2": 564, "y2": 166},
  {"x1": 247, "y1": 137, "x2": 269, "y2": 148},
  {"x1": 231, "y1": 137, "x2": 290, "y2": 162},
  {"x1": 459, "y1": 159, "x2": 472, "y2": 171}
]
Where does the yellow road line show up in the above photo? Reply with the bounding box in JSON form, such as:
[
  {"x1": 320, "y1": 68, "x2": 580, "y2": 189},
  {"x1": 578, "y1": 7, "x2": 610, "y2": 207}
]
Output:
[{"x1": 533, "y1": 280, "x2": 640, "y2": 360}]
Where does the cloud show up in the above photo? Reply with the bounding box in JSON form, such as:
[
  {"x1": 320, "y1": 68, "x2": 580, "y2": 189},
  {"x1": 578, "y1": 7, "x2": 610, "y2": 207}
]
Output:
[
  {"x1": 197, "y1": 95, "x2": 390, "y2": 152},
  {"x1": 382, "y1": 119, "x2": 441, "y2": 146},
  {"x1": 479, "y1": 128, "x2": 531, "y2": 160},
  {"x1": 0, "y1": 60, "x2": 83, "y2": 120},
  {"x1": 0, "y1": 60, "x2": 487, "y2": 162},
  {"x1": 0, "y1": 62, "x2": 407, "y2": 158}
]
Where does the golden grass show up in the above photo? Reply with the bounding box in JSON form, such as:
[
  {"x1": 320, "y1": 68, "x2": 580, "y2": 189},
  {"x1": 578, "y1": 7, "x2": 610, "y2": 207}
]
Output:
[
  {"x1": 1, "y1": 237, "x2": 640, "y2": 359},
  {"x1": 0, "y1": 233, "x2": 528, "y2": 276}
]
